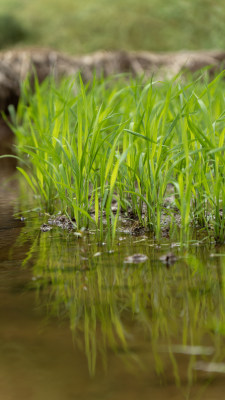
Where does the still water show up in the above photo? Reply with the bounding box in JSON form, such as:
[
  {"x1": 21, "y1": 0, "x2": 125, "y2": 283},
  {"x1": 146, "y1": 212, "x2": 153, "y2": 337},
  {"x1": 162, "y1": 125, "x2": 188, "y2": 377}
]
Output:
[{"x1": 1, "y1": 162, "x2": 225, "y2": 399}]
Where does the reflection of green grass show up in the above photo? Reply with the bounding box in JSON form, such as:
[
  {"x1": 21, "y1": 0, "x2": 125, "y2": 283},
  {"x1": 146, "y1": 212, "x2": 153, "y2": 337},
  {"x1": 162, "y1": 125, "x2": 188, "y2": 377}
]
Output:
[
  {"x1": 10, "y1": 71, "x2": 225, "y2": 242},
  {"x1": 22, "y1": 226, "x2": 225, "y2": 378},
  {"x1": 0, "y1": 0, "x2": 225, "y2": 53}
]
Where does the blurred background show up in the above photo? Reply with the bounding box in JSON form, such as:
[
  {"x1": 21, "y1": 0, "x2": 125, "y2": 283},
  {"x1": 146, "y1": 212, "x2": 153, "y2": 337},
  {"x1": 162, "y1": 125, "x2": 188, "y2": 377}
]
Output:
[{"x1": 0, "y1": 0, "x2": 225, "y2": 54}]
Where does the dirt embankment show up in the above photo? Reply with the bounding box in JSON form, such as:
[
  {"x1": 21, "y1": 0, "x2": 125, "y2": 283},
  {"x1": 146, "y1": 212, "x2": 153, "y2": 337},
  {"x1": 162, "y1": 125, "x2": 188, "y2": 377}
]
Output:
[
  {"x1": 0, "y1": 48, "x2": 225, "y2": 147},
  {"x1": 1, "y1": 48, "x2": 225, "y2": 112}
]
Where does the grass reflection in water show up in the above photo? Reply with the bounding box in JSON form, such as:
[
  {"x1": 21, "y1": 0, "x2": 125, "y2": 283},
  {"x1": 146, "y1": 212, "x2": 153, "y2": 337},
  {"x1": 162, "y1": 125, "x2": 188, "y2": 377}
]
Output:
[{"x1": 17, "y1": 220, "x2": 225, "y2": 382}]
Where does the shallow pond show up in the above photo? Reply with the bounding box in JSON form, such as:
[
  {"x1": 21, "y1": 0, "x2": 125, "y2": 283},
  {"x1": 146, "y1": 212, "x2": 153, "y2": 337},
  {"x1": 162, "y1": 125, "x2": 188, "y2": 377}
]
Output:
[{"x1": 1, "y1": 161, "x2": 225, "y2": 400}]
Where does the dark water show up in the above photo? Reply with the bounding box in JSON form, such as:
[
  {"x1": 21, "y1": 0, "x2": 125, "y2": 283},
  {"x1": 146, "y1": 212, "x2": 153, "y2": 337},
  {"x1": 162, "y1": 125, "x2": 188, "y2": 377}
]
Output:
[{"x1": 1, "y1": 160, "x2": 225, "y2": 399}]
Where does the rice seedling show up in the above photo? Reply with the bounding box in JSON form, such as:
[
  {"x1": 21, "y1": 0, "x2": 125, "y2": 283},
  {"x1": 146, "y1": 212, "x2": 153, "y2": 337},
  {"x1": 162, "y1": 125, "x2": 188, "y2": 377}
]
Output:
[{"x1": 7, "y1": 69, "x2": 225, "y2": 243}]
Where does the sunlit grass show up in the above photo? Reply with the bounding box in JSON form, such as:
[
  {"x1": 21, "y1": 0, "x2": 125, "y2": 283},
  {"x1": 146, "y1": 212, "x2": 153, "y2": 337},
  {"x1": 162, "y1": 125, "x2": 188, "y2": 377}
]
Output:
[{"x1": 8, "y1": 70, "x2": 225, "y2": 242}]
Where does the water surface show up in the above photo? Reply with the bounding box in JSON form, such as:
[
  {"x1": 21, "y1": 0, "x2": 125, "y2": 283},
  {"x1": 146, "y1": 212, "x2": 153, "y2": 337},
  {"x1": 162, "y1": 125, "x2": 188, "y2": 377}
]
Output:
[{"x1": 1, "y1": 161, "x2": 225, "y2": 400}]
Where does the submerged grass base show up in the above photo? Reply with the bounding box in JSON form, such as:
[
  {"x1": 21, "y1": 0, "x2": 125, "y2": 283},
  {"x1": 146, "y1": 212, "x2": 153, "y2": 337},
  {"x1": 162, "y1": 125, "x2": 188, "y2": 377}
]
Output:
[{"x1": 8, "y1": 69, "x2": 225, "y2": 243}]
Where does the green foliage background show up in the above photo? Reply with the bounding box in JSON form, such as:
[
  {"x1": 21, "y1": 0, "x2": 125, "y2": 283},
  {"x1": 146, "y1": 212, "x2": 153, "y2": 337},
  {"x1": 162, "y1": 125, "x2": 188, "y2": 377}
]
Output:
[{"x1": 0, "y1": 0, "x2": 225, "y2": 53}]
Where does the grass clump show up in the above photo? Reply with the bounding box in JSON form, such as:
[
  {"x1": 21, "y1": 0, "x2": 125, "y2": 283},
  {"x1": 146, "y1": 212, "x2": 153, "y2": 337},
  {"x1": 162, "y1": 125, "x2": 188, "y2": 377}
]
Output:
[{"x1": 10, "y1": 70, "x2": 225, "y2": 242}]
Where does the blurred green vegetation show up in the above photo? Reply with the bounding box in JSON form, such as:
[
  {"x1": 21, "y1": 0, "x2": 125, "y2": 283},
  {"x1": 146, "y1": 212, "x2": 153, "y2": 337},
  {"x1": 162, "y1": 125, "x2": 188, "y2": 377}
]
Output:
[
  {"x1": 0, "y1": 0, "x2": 224, "y2": 54},
  {"x1": 0, "y1": 14, "x2": 28, "y2": 48}
]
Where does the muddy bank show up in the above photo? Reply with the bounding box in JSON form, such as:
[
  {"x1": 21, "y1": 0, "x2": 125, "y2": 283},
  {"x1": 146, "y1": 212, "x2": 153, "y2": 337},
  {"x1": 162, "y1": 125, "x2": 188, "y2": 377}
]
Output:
[{"x1": 1, "y1": 48, "x2": 225, "y2": 114}]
